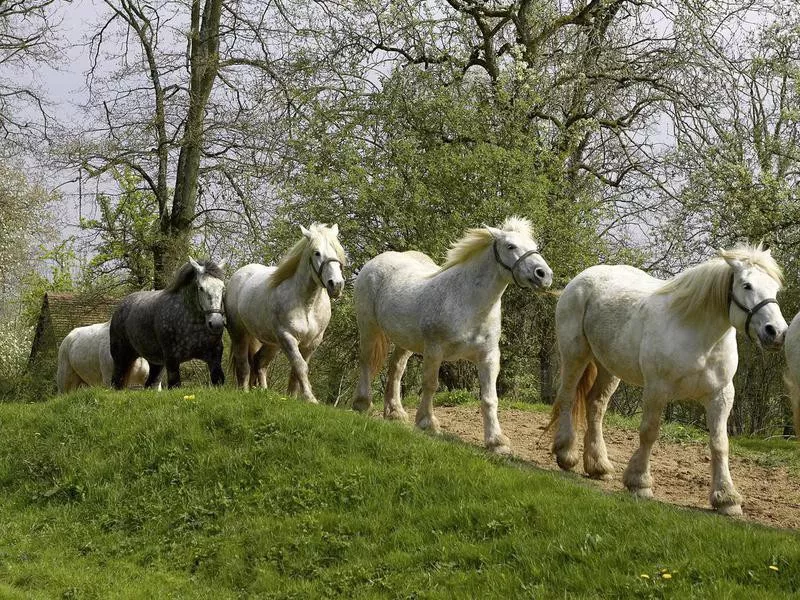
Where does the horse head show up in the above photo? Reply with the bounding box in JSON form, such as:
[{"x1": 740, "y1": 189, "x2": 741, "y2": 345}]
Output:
[
  {"x1": 485, "y1": 218, "x2": 553, "y2": 290},
  {"x1": 189, "y1": 256, "x2": 227, "y2": 335},
  {"x1": 300, "y1": 223, "x2": 346, "y2": 299},
  {"x1": 724, "y1": 248, "x2": 787, "y2": 350}
]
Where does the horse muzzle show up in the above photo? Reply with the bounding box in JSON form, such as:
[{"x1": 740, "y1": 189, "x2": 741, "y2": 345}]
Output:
[
  {"x1": 527, "y1": 266, "x2": 553, "y2": 290},
  {"x1": 758, "y1": 322, "x2": 787, "y2": 351},
  {"x1": 206, "y1": 311, "x2": 226, "y2": 334},
  {"x1": 326, "y1": 279, "x2": 344, "y2": 299}
]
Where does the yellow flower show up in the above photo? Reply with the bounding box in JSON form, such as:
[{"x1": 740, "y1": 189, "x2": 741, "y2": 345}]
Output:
[
  {"x1": 639, "y1": 574, "x2": 650, "y2": 579},
  {"x1": 661, "y1": 573, "x2": 672, "y2": 580},
  {"x1": 769, "y1": 565, "x2": 779, "y2": 572},
  {"x1": 183, "y1": 394, "x2": 196, "y2": 401}
]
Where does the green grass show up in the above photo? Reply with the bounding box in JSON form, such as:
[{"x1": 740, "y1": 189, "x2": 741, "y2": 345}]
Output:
[{"x1": 0, "y1": 389, "x2": 798, "y2": 598}]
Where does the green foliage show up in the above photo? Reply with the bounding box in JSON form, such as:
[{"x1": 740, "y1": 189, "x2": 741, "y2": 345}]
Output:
[
  {"x1": 0, "y1": 163, "x2": 54, "y2": 300},
  {"x1": 80, "y1": 168, "x2": 159, "y2": 290},
  {"x1": 0, "y1": 389, "x2": 799, "y2": 598},
  {"x1": 270, "y1": 66, "x2": 612, "y2": 402}
]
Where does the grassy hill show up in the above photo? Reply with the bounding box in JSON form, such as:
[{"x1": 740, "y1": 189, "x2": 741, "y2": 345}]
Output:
[{"x1": 0, "y1": 389, "x2": 798, "y2": 599}]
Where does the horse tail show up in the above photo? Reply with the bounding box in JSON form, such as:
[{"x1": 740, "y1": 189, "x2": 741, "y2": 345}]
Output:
[
  {"x1": 366, "y1": 328, "x2": 389, "y2": 379},
  {"x1": 544, "y1": 361, "x2": 597, "y2": 433},
  {"x1": 784, "y1": 371, "x2": 800, "y2": 438}
]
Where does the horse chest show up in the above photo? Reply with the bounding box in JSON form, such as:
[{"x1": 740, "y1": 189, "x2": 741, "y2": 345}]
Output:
[{"x1": 157, "y1": 311, "x2": 220, "y2": 360}]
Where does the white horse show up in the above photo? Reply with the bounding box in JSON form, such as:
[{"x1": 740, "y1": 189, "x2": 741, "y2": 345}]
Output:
[
  {"x1": 57, "y1": 322, "x2": 154, "y2": 392},
  {"x1": 783, "y1": 314, "x2": 800, "y2": 435},
  {"x1": 353, "y1": 217, "x2": 553, "y2": 454},
  {"x1": 225, "y1": 223, "x2": 346, "y2": 401},
  {"x1": 549, "y1": 245, "x2": 786, "y2": 515}
]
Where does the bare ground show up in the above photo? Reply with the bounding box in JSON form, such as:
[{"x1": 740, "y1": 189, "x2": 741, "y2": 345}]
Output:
[{"x1": 414, "y1": 405, "x2": 800, "y2": 530}]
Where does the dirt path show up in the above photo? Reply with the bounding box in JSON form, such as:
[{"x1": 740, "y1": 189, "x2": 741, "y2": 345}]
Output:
[{"x1": 423, "y1": 405, "x2": 800, "y2": 530}]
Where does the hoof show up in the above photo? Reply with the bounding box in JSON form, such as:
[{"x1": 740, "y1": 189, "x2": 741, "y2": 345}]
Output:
[
  {"x1": 716, "y1": 503, "x2": 743, "y2": 517},
  {"x1": 585, "y1": 457, "x2": 615, "y2": 481},
  {"x1": 384, "y1": 408, "x2": 409, "y2": 422},
  {"x1": 352, "y1": 396, "x2": 373, "y2": 412},
  {"x1": 629, "y1": 487, "x2": 654, "y2": 499},
  {"x1": 416, "y1": 416, "x2": 440, "y2": 433},
  {"x1": 555, "y1": 449, "x2": 580, "y2": 471},
  {"x1": 487, "y1": 433, "x2": 512, "y2": 455},
  {"x1": 489, "y1": 443, "x2": 512, "y2": 456},
  {"x1": 304, "y1": 396, "x2": 319, "y2": 404},
  {"x1": 711, "y1": 488, "x2": 743, "y2": 516}
]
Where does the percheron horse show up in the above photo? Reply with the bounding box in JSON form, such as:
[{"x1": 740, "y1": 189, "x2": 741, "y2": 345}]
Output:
[{"x1": 110, "y1": 258, "x2": 227, "y2": 389}]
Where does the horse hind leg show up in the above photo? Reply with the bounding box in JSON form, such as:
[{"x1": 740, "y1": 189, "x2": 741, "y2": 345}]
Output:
[
  {"x1": 583, "y1": 365, "x2": 620, "y2": 480},
  {"x1": 622, "y1": 388, "x2": 667, "y2": 499},
  {"x1": 57, "y1": 358, "x2": 83, "y2": 393},
  {"x1": 229, "y1": 332, "x2": 252, "y2": 391},
  {"x1": 550, "y1": 359, "x2": 596, "y2": 471},
  {"x1": 252, "y1": 344, "x2": 278, "y2": 389},
  {"x1": 384, "y1": 348, "x2": 412, "y2": 421},
  {"x1": 352, "y1": 322, "x2": 389, "y2": 413}
]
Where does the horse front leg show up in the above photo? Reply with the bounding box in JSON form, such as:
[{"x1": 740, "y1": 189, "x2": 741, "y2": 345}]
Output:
[
  {"x1": 622, "y1": 389, "x2": 666, "y2": 498},
  {"x1": 415, "y1": 349, "x2": 442, "y2": 433},
  {"x1": 144, "y1": 363, "x2": 164, "y2": 390},
  {"x1": 704, "y1": 384, "x2": 742, "y2": 515},
  {"x1": 477, "y1": 349, "x2": 510, "y2": 454},
  {"x1": 277, "y1": 332, "x2": 317, "y2": 404},
  {"x1": 207, "y1": 342, "x2": 225, "y2": 386},
  {"x1": 165, "y1": 360, "x2": 182, "y2": 389}
]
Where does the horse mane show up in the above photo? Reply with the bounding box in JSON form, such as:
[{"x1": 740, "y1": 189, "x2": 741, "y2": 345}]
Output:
[
  {"x1": 438, "y1": 216, "x2": 535, "y2": 273},
  {"x1": 655, "y1": 244, "x2": 783, "y2": 320},
  {"x1": 164, "y1": 259, "x2": 225, "y2": 294},
  {"x1": 268, "y1": 223, "x2": 346, "y2": 288}
]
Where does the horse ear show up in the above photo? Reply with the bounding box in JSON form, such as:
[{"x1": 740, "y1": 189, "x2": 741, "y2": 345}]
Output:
[
  {"x1": 189, "y1": 256, "x2": 202, "y2": 272},
  {"x1": 299, "y1": 225, "x2": 311, "y2": 238},
  {"x1": 724, "y1": 256, "x2": 744, "y2": 271},
  {"x1": 483, "y1": 225, "x2": 502, "y2": 239},
  {"x1": 330, "y1": 223, "x2": 339, "y2": 237}
]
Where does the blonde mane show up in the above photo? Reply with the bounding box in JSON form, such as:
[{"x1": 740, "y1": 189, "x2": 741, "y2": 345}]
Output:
[
  {"x1": 439, "y1": 216, "x2": 535, "y2": 273},
  {"x1": 656, "y1": 244, "x2": 783, "y2": 320},
  {"x1": 268, "y1": 223, "x2": 346, "y2": 288}
]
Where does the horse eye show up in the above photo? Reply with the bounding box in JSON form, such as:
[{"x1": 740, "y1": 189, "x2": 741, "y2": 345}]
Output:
[
  {"x1": 507, "y1": 244, "x2": 516, "y2": 251},
  {"x1": 314, "y1": 251, "x2": 321, "y2": 257},
  {"x1": 743, "y1": 282, "x2": 753, "y2": 290}
]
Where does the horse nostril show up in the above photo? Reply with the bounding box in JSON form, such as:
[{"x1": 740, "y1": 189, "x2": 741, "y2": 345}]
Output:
[
  {"x1": 535, "y1": 268, "x2": 546, "y2": 279},
  {"x1": 327, "y1": 279, "x2": 334, "y2": 288},
  {"x1": 764, "y1": 324, "x2": 777, "y2": 338}
]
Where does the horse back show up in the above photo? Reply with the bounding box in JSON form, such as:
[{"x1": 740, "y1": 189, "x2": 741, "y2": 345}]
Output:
[{"x1": 558, "y1": 265, "x2": 662, "y2": 386}]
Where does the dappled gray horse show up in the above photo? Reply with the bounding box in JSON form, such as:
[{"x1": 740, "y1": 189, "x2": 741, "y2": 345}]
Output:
[{"x1": 110, "y1": 258, "x2": 227, "y2": 389}]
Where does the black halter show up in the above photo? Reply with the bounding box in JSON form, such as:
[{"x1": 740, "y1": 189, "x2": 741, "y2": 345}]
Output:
[
  {"x1": 310, "y1": 256, "x2": 342, "y2": 286},
  {"x1": 728, "y1": 277, "x2": 777, "y2": 341},
  {"x1": 493, "y1": 241, "x2": 541, "y2": 288}
]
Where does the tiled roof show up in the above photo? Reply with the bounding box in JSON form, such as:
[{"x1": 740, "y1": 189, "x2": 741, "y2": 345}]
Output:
[{"x1": 43, "y1": 292, "x2": 120, "y2": 343}]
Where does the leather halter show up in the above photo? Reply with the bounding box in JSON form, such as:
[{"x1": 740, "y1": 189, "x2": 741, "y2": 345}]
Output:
[
  {"x1": 310, "y1": 256, "x2": 342, "y2": 287},
  {"x1": 493, "y1": 240, "x2": 541, "y2": 288},
  {"x1": 728, "y1": 277, "x2": 777, "y2": 341}
]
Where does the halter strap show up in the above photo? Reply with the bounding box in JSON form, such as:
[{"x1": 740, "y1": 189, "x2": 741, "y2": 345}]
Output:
[
  {"x1": 493, "y1": 241, "x2": 541, "y2": 288},
  {"x1": 728, "y1": 278, "x2": 777, "y2": 341},
  {"x1": 310, "y1": 256, "x2": 342, "y2": 287}
]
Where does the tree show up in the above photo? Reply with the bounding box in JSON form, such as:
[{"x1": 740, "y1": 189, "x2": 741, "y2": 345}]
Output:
[
  {"x1": 0, "y1": 0, "x2": 59, "y2": 150},
  {"x1": 79, "y1": 168, "x2": 159, "y2": 290}
]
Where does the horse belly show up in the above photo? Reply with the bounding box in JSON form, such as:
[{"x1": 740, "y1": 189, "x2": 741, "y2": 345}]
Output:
[{"x1": 583, "y1": 308, "x2": 646, "y2": 386}]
